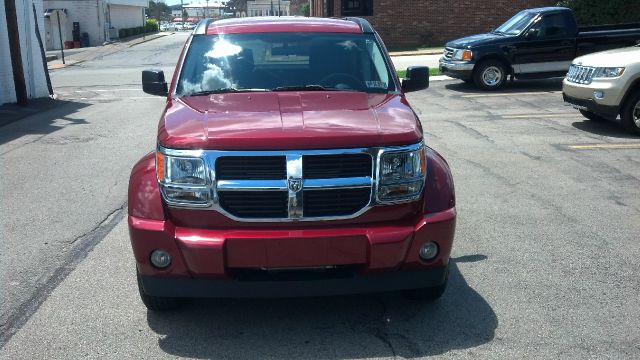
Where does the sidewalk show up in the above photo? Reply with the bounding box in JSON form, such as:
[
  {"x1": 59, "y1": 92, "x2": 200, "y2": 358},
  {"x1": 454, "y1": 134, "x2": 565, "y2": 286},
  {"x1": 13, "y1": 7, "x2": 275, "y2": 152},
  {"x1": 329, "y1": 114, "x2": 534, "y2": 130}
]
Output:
[
  {"x1": 0, "y1": 98, "x2": 65, "y2": 128},
  {"x1": 388, "y1": 48, "x2": 444, "y2": 57},
  {"x1": 46, "y1": 32, "x2": 170, "y2": 70}
]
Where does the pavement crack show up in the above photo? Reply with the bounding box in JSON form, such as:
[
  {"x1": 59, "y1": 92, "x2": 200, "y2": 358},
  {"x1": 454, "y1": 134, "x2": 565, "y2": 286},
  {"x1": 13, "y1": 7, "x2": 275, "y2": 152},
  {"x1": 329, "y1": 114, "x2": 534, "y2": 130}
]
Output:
[
  {"x1": 0, "y1": 202, "x2": 128, "y2": 347},
  {"x1": 444, "y1": 120, "x2": 496, "y2": 144}
]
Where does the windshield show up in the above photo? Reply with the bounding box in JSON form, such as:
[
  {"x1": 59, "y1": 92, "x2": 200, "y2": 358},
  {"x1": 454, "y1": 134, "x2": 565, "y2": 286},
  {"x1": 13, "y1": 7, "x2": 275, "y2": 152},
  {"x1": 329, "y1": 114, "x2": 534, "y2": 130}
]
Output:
[
  {"x1": 176, "y1": 32, "x2": 396, "y2": 96},
  {"x1": 494, "y1": 11, "x2": 537, "y2": 35}
]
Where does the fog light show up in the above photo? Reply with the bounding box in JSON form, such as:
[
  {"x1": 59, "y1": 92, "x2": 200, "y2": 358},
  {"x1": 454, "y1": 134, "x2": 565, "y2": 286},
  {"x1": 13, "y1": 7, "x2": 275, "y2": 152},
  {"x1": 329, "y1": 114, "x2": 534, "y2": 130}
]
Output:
[
  {"x1": 150, "y1": 249, "x2": 171, "y2": 268},
  {"x1": 419, "y1": 242, "x2": 438, "y2": 261},
  {"x1": 593, "y1": 91, "x2": 604, "y2": 100}
]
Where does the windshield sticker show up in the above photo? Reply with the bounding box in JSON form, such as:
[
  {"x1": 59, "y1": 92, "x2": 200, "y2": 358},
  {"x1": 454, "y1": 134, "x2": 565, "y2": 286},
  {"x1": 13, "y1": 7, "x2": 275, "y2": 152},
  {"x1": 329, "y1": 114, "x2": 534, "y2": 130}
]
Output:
[{"x1": 366, "y1": 81, "x2": 387, "y2": 89}]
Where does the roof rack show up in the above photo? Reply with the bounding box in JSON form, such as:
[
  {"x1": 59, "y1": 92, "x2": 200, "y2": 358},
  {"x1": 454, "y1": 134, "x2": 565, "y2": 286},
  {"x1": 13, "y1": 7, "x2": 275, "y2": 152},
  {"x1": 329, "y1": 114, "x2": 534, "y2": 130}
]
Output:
[
  {"x1": 194, "y1": 18, "x2": 214, "y2": 35},
  {"x1": 343, "y1": 17, "x2": 374, "y2": 34}
]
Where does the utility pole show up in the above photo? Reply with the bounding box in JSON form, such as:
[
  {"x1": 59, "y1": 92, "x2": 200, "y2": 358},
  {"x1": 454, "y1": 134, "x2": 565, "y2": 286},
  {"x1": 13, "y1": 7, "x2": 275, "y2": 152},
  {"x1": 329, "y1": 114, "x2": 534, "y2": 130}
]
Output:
[
  {"x1": 4, "y1": 0, "x2": 28, "y2": 106},
  {"x1": 270, "y1": 0, "x2": 273, "y2": 16},
  {"x1": 278, "y1": 0, "x2": 280, "y2": 16}
]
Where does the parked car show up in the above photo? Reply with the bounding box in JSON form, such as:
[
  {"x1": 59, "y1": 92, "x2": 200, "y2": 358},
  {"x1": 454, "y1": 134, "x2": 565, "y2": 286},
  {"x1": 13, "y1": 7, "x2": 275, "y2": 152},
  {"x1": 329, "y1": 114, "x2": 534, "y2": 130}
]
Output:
[
  {"x1": 132, "y1": 17, "x2": 456, "y2": 311},
  {"x1": 563, "y1": 45, "x2": 640, "y2": 134},
  {"x1": 160, "y1": 23, "x2": 176, "y2": 31},
  {"x1": 183, "y1": 22, "x2": 196, "y2": 31},
  {"x1": 440, "y1": 7, "x2": 640, "y2": 90}
]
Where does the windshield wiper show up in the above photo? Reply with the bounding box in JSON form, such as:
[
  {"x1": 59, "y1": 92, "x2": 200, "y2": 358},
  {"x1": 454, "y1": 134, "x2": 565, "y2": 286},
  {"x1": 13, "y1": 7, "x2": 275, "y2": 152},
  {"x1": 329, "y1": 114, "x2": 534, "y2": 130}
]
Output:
[
  {"x1": 187, "y1": 88, "x2": 269, "y2": 96},
  {"x1": 272, "y1": 85, "x2": 345, "y2": 92}
]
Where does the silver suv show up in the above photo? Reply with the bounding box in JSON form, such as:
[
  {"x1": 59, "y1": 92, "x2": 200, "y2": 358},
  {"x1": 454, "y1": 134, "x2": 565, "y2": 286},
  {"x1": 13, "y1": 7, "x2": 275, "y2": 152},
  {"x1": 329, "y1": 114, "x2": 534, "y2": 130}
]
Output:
[{"x1": 563, "y1": 45, "x2": 640, "y2": 134}]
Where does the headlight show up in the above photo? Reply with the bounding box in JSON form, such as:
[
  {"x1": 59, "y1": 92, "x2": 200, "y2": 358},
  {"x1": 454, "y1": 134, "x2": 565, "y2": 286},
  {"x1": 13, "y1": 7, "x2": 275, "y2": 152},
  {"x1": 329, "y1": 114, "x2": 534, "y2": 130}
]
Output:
[
  {"x1": 593, "y1": 67, "x2": 625, "y2": 79},
  {"x1": 377, "y1": 147, "x2": 426, "y2": 202},
  {"x1": 156, "y1": 151, "x2": 209, "y2": 205},
  {"x1": 453, "y1": 49, "x2": 472, "y2": 61}
]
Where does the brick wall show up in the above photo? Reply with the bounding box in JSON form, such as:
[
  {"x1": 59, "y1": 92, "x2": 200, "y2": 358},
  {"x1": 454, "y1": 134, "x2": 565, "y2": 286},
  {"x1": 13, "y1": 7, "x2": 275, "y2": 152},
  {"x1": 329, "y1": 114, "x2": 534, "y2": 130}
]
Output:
[
  {"x1": 1, "y1": 0, "x2": 49, "y2": 105},
  {"x1": 327, "y1": 0, "x2": 556, "y2": 48}
]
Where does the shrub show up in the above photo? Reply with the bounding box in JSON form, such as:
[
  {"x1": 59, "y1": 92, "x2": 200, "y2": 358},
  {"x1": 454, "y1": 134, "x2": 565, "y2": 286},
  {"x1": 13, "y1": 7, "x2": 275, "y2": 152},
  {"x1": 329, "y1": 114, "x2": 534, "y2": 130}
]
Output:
[
  {"x1": 557, "y1": 0, "x2": 640, "y2": 25},
  {"x1": 146, "y1": 19, "x2": 159, "y2": 32}
]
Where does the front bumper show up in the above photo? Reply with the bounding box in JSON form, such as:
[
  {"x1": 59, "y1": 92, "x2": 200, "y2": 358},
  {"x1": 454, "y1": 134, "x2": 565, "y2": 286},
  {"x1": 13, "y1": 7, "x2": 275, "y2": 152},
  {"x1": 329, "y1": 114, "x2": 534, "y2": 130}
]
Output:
[
  {"x1": 140, "y1": 266, "x2": 448, "y2": 298},
  {"x1": 439, "y1": 57, "x2": 474, "y2": 80},
  {"x1": 129, "y1": 207, "x2": 456, "y2": 297},
  {"x1": 562, "y1": 79, "x2": 622, "y2": 119}
]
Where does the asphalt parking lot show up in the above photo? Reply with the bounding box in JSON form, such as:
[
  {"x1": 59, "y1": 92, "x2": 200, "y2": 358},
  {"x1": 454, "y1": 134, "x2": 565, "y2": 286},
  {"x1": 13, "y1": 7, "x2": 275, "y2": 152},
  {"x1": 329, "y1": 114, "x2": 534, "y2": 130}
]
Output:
[{"x1": 2, "y1": 57, "x2": 640, "y2": 358}]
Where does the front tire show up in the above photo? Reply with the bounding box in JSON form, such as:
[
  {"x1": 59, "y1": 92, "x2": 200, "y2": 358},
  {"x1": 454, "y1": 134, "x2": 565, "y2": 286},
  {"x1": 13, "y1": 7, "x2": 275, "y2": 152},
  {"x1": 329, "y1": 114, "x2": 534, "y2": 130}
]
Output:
[
  {"x1": 137, "y1": 271, "x2": 181, "y2": 311},
  {"x1": 621, "y1": 90, "x2": 640, "y2": 135},
  {"x1": 579, "y1": 109, "x2": 608, "y2": 122},
  {"x1": 473, "y1": 60, "x2": 507, "y2": 90}
]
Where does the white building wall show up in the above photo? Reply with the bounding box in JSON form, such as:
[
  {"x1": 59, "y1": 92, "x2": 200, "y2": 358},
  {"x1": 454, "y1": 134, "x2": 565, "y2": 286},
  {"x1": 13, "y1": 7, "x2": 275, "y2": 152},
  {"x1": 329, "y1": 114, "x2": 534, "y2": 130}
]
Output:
[
  {"x1": 109, "y1": 4, "x2": 144, "y2": 30},
  {"x1": 44, "y1": 0, "x2": 105, "y2": 47},
  {"x1": 0, "y1": 0, "x2": 49, "y2": 105}
]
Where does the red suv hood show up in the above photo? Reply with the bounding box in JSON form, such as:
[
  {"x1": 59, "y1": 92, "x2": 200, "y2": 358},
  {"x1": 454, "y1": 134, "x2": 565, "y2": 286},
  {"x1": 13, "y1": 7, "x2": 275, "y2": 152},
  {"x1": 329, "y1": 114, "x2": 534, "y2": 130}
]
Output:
[{"x1": 158, "y1": 92, "x2": 422, "y2": 150}]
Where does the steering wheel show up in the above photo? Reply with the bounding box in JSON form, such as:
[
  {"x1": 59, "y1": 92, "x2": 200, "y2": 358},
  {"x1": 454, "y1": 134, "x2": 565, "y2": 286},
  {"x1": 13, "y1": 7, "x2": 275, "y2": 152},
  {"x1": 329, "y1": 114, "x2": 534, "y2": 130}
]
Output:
[{"x1": 318, "y1": 73, "x2": 364, "y2": 90}]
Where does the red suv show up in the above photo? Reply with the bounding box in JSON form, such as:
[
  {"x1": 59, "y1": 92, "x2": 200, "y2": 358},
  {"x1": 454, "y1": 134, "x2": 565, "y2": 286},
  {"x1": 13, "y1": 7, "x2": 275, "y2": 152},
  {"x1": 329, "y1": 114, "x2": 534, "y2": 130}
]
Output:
[{"x1": 131, "y1": 17, "x2": 456, "y2": 310}]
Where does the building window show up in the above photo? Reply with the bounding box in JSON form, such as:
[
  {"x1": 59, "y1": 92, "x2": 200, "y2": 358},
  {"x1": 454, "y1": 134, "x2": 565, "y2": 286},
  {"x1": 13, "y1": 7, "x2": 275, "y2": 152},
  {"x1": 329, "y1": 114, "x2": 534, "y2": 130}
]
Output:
[{"x1": 342, "y1": 0, "x2": 373, "y2": 16}]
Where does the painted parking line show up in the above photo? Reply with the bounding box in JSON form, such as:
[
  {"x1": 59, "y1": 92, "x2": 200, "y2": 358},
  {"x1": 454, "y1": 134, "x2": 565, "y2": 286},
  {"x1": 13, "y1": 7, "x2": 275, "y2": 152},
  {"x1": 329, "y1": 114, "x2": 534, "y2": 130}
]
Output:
[
  {"x1": 501, "y1": 113, "x2": 579, "y2": 119},
  {"x1": 461, "y1": 91, "x2": 562, "y2": 98},
  {"x1": 569, "y1": 143, "x2": 640, "y2": 149}
]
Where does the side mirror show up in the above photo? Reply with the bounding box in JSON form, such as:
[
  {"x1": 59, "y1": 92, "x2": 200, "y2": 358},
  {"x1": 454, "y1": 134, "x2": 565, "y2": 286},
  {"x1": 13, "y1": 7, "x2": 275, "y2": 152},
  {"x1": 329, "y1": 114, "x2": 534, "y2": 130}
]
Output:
[
  {"x1": 525, "y1": 28, "x2": 539, "y2": 40},
  {"x1": 402, "y1": 66, "x2": 429, "y2": 92},
  {"x1": 142, "y1": 69, "x2": 168, "y2": 96}
]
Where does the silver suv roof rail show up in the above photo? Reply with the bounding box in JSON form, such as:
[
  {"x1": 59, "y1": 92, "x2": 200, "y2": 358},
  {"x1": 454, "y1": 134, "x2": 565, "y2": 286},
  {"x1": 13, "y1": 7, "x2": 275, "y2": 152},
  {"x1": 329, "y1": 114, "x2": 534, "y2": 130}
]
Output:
[{"x1": 194, "y1": 18, "x2": 214, "y2": 35}]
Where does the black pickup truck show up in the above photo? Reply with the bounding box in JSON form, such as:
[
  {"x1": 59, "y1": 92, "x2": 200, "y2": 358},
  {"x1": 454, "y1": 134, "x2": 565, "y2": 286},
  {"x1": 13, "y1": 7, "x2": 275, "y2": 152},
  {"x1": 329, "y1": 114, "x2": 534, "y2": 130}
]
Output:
[{"x1": 439, "y1": 7, "x2": 640, "y2": 90}]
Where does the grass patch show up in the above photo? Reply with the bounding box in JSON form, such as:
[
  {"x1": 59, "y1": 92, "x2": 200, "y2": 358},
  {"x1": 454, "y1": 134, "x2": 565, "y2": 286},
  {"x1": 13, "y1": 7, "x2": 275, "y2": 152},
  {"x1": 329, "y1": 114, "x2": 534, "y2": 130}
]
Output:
[{"x1": 397, "y1": 68, "x2": 441, "y2": 78}]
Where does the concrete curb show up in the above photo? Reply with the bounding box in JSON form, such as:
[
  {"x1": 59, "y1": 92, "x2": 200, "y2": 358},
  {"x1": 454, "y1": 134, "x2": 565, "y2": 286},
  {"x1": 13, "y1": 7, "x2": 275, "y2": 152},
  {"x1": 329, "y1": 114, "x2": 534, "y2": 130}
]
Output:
[{"x1": 389, "y1": 49, "x2": 444, "y2": 57}]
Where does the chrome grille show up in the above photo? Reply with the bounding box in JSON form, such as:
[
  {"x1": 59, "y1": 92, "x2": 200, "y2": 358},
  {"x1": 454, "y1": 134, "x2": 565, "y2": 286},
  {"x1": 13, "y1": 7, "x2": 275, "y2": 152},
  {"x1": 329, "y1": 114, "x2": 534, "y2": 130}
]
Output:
[
  {"x1": 443, "y1": 47, "x2": 454, "y2": 60},
  {"x1": 566, "y1": 65, "x2": 596, "y2": 85},
  {"x1": 214, "y1": 150, "x2": 374, "y2": 221}
]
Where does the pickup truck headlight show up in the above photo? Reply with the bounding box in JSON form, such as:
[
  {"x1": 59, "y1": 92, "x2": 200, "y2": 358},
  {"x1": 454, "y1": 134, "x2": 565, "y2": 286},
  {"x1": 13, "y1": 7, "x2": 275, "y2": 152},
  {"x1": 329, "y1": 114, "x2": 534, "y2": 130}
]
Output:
[
  {"x1": 156, "y1": 151, "x2": 209, "y2": 205},
  {"x1": 453, "y1": 49, "x2": 472, "y2": 61},
  {"x1": 377, "y1": 147, "x2": 427, "y2": 202},
  {"x1": 593, "y1": 67, "x2": 625, "y2": 79}
]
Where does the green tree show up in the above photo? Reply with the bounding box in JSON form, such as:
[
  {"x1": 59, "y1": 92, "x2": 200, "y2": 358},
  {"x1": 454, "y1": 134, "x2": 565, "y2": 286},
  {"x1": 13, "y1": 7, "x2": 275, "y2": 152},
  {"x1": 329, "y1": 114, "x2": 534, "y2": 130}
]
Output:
[
  {"x1": 301, "y1": 3, "x2": 310, "y2": 17},
  {"x1": 146, "y1": 0, "x2": 171, "y2": 21},
  {"x1": 557, "y1": 0, "x2": 640, "y2": 25}
]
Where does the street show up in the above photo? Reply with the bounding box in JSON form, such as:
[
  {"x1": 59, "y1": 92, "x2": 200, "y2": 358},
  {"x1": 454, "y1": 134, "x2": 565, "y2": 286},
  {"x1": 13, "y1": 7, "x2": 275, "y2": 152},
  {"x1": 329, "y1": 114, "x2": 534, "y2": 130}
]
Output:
[{"x1": 2, "y1": 32, "x2": 640, "y2": 358}]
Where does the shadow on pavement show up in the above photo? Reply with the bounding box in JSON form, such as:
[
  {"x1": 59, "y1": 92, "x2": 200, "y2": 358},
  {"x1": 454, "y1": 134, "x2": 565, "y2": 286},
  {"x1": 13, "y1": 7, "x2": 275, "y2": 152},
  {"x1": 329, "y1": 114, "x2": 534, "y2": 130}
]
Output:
[
  {"x1": 147, "y1": 255, "x2": 496, "y2": 359},
  {"x1": 572, "y1": 120, "x2": 639, "y2": 139},
  {"x1": 0, "y1": 99, "x2": 90, "y2": 145},
  {"x1": 445, "y1": 78, "x2": 563, "y2": 94}
]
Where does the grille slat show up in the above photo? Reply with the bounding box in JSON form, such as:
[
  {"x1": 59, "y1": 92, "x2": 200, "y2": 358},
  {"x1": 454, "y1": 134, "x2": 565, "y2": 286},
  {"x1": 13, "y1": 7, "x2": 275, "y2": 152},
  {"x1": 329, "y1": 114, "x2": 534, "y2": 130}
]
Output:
[
  {"x1": 303, "y1": 154, "x2": 372, "y2": 179},
  {"x1": 566, "y1": 64, "x2": 596, "y2": 85},
  {"x1": 218, "y1": 191, "x2": 288, "y2": 218},
  {"x1": 303, "y1": 188, "x2": 371, "y2": 217},
  {"x1": 217, "y1": 156, "x2": 286, "y2": 180}
]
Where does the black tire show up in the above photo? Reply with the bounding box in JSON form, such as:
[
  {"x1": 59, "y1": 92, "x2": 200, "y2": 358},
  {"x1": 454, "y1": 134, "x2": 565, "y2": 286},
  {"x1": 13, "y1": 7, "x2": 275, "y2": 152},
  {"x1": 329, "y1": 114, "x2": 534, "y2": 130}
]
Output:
[
  {"x1": 621, "y1": 90, "x2": 640, "y2": 135},
  {"x1": 403, "y1": 269, "x2": 449, "y2": 301},
  {"x1": 137, "y1": 271, "x2": 181, "y2": 311},
  {"x1": 579, "y1": 109, "x2": 608, "y2": 122},
  {"x1": 473, "y1": 60, "x2": 507, "y2": 90}
]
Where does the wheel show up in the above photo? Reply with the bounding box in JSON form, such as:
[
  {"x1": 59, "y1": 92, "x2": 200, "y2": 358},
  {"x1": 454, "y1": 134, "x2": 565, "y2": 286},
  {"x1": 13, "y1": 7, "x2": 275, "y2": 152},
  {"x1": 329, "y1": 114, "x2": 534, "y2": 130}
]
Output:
[
  {"x1": 579, "y1": 109, "x2": 608, "y2": 122},
  {"x1": 473, "y1": 60, "x2": 507, "y2": 90},
  {"x1": 621, "y1": 90, "x2": 640, "y2": 135},
  {"x1": 318, "y1": 73, "x2": 364, "y2": 90},
  {"x1": 403, "y1": 269, "x2": 449, "y2": 301},
  {"x1": 137, "y1": 271, "x2": 181, "y2": 311}
]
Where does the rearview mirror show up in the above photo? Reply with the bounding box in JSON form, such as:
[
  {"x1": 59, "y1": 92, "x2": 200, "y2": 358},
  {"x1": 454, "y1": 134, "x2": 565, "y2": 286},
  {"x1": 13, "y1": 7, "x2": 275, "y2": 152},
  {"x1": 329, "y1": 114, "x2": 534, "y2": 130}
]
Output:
[
  {"x1": 142, "y1": 69, "x2": 168, "y2": 96},
  {"x1": 401, "y1": 66, "x2": 429, "y2": 93}
]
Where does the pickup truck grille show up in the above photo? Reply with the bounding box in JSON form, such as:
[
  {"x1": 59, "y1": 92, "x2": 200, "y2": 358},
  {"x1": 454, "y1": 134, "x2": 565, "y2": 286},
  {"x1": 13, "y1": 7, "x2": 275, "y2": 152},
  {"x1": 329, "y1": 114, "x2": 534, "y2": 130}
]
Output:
[
  {"x1": 443, "y1": 47, "x2": 454, "y2": 60},
  {"x1": 214, "y1": 151, "x2": 374, "y2": 221},
  {"x1": 566, "y1": 65, "x2": 596, "y2": 85}
]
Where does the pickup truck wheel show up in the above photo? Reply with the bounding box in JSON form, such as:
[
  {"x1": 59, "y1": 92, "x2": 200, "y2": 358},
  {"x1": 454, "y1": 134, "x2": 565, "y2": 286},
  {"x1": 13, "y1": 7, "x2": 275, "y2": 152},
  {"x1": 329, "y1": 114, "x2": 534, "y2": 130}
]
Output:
[
  {"x1": 137, "y1": 271, "x2": 181, "y2": 311},
  {"x1": 579, "y1": 109, "x2": 607, "y2": 122},
  {"x1": 474, "y1": 60, "x2": 507, "y2": 90},
  {"x1": 403, "y1": 269, "x2": 449, "y2": 301},
  {"x1": 621, "y1": 90, "x2": 640, "y2": 135}
]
